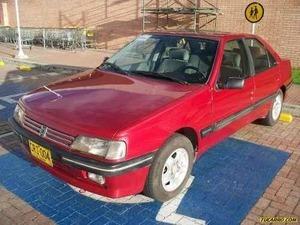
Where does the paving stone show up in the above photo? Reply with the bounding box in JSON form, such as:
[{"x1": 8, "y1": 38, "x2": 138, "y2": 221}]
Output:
[
  {"x1": 265, "y1": 187, "x2": 277, "y2": 196},
  {"x1": 0, "y1": 213, "x2": 14, "y2": 225},
  {"x1": 2, "y1": 206, "x2": 22, "y2": 218},
  {"x1": 263, "y1": 192, "x2": 286, "y2": 203},
  {"x1": 276, "y1": 186, "x2": 292, "y2": 198},
  {"x1": 270, "y1": 201, "x2": 294, "y2": 213},
  {"x1": 0, "y1": 187, "x2": 54, "y2": 225},
  {"x1": 296, "y1": 179, "x2": 300, "y2": 188},
  {"x1": 290, "y1": 191, "x2": 300, "y2": 198},
  {"x1": 285, "y1": 196, "x2": 299, "y2": 210},
  {"x1": 0, "y1": 137, "x2": 288, "y2": 225},
  {"x1": 245, "y1": 213, "x2": 259, "y2": 222},
  {"x1": 21, "y1": 211, "x2": 40, "y2": 224},
  {"x1": 294, "y1": 204, "x2": 300, "y2": 216},
  {"x1": 263, "y1": 207, "x2": 279, "y2": 216},
  {"x1": 240, "y1": 219, "x2": 256, "y2": 225},
  {"x1": 250, "y1": 207, "x2": 263, "y2": 216},
  {"x1": 277, "y1": 210, "x2": 291, "y2": 216},
  {"x1": 240, "y1": 118, "x2": 300, "y2": 224},
  {"x1": 288, "y1": 171, "x2": 299, "y2": 180},
  {"x1": 0, "y1": 202, "x2": 12, "y2": 211},
  {"x1": 255, "y1": 198, "x2": 270, "y2": 210}
]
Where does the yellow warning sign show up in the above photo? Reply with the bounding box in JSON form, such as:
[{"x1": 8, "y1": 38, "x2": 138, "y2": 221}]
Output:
[{"x1": 245, "y1": 2, "x2": 264, "y2": 23}]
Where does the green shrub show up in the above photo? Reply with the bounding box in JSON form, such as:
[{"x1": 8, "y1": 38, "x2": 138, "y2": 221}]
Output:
[{"x1": 292, "y1": 68, "x2": 300, "y2": 85}]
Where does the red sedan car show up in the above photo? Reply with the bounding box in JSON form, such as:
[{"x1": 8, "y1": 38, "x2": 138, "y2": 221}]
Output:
[{"x1": 10, "y1": 32, "x2": 292, "y2": 202}]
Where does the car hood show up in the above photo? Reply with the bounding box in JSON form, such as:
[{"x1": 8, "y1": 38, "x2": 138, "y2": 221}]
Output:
[{"x1": 21, "y1": 69, "x2": 201, "y2": 139}]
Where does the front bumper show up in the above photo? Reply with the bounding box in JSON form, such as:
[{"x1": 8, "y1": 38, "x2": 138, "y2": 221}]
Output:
[{"x1": 8, "y1": 118, "x2": 154, "y2": 198}]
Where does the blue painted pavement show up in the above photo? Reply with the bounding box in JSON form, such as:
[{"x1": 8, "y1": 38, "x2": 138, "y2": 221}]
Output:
[
  {"x1": 0, "y1": 138, "x2": 289, "y2": 225},
  {"x1": 0, "y1": 97, "x2": 20, "y2": 121},
  {"x1": 0, "y1": 68, "x2": 69, "y2": 122},
  {"x1": 0, "y1": 80, "x2": 30, "y2": 121}
]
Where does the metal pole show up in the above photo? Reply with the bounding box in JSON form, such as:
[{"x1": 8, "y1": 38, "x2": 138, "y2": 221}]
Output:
[
  {"x1": 251, "y1": 23, "x2": 256, "y2": 46},
  {"x1": 194, "y1": 0, "x2": 197, "y2": 32},
  {"x1": 14, "y1": 0, "x2": 28, "y2": 59},
  {"x1": 214, "y1": 0, "x2": 218, "y2": 31},
  {"x1": 142, "y1": 0, "x2": 145, "y2": 32},
  {"x1": 43, "y1": 28, "x2": 46, "y2": 49},
  {"x1": 167, "y1": 0, "x2": 169, "y2": 29},
  {"x1": 251, "y1": 23, "x2": 256, "y2": 34}
]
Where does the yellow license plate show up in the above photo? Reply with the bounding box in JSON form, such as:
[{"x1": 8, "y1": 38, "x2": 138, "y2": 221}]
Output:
[{"x1": 29, "y1": 140, "x2": 53, "y2": 167}]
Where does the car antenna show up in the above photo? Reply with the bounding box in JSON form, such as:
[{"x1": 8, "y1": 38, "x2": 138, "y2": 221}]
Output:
[{"x1": 43, "y1": 85, "x2": 63, "y2": 99}]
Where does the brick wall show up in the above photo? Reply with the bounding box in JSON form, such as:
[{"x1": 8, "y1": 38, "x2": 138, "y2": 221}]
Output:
[
  {"x1": 1, "y1": 0, "x2": 299, "y2": 67},
  {"x1": 216, "y1": 0, "x2": 300, "y2": 67}
]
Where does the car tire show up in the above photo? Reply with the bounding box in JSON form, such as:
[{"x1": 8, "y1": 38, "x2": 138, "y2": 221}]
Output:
[
  {"x1": 143, "y1": 133, "x2": 194, "y2": 202},
  {"x1": 261, "y1": 89, "x2": 283, "y2": 126}
]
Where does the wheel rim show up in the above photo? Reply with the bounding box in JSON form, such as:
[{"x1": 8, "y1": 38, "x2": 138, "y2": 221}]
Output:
[
  {"x1": 161, "y1": 148, "x2": 189, "y2": 192},
  {"x1": 272, "y1": 93, "x2": 282, "y2": 121}
]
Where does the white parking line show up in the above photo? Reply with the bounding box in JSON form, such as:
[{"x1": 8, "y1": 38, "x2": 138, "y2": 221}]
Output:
[
  {"x1": 1, "y1": 92, "x2": 27, "y2": 103},
  {"x1": 0, "y1": 92, "x2": 27, "y2": 105},
  {"x1": 71, "y1": 176, "x2": 206, "y2": 225},
  {"x1": 156, "y1": 176, "x2": 206, "y2": 225}
]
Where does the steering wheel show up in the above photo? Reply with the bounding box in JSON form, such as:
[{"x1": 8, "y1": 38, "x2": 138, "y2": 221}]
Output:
[{"x1": 183, "y1": 66, "x2": 207, "y2": 80}]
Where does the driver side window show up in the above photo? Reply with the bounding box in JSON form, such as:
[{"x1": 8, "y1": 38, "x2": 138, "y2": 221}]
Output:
[{"x1": 219, "y1": 40, "x2": 250, "y2": 84}]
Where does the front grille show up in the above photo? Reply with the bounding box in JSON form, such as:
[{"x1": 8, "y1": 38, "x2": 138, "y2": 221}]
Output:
[{"x1": 22, "y1": 115, "x2": 75, "y2": 147}]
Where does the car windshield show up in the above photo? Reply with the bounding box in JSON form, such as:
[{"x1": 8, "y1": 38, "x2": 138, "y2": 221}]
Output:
[{"x1": 101, "y1": 34, "x2": 218, "y2": 84}]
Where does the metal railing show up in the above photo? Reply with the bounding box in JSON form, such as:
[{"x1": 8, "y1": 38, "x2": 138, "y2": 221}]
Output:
[
  {"x1": 141, "y1": 0, "x2": 221, "y2": 32},
  {"x1": 0, "y1": 26, "x2": 89, "y2": 50}
]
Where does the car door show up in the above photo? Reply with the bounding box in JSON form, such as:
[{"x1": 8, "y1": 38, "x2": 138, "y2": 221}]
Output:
[
  {"x1": 211, "y1": 39, "x2": 254, "y2": 132},
  {"x1": 244, "y1": 38, "x2": 280, "y2": 103}
]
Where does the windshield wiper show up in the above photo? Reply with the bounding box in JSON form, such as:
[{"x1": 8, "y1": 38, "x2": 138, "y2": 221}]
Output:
[
  {"x1": 130, "y1": 70, "x2": 189, "y2": 85},
  {"x1": 99, "y1": 62, "x2": 129, "y2": 75}
]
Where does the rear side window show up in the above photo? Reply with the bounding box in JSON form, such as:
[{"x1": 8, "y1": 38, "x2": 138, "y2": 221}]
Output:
[
  {"x1": 245, "y1": 39, "x2": 276, "y2": 74},
  {"x1": 268, "y1": 51, "x2": 277, "y2": 67}
]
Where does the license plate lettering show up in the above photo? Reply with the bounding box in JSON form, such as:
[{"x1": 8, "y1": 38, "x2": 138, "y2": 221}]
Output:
[{"x1": 29, "y1": 140, "x2": 53, "y2": 167}]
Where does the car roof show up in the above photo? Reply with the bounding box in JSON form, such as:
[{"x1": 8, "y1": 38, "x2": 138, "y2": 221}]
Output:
[{"x1": 145, "y1": 30, "x2": 255, "y2": 41}]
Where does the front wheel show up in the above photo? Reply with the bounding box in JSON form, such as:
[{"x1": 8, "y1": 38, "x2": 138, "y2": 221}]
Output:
[
  {"x1": 143, "y1": 133, "x2": 194, "y2": 202},
  {"x1": 261, "y1": 90, "x2": 283, "y2": 126}
]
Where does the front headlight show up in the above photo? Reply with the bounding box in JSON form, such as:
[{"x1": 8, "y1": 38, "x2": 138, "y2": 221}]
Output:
[
  {"x1": 14, "y1": 104, "x2": 25, "y2": 124},
  {"x1": 70, "y1": 136, "x2": 126, "y2": 160}
]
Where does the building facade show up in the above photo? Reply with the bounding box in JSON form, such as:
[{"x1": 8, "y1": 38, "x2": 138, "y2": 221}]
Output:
[{"x1": 0, "y1": 0, "x2": 299, "y2": 67}]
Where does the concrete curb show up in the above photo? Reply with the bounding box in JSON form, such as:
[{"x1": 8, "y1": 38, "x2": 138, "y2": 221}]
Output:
[
  {"x1": 3, "y1": 57, "x2": 91, "y2": 74},
  {"x1": 283, "y1": 103, "x2": 300, "y2": 117},
  {"x1": 3, "y1": 56, "x2": 300, "y2": 117}
]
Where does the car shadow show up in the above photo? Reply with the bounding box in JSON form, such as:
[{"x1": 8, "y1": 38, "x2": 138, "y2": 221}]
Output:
[{"x1": 0, "y1": 64, "x2": 90, "y2": 159}]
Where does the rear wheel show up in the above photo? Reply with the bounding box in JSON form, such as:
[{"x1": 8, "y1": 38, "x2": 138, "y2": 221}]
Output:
[
  {"x1": 261, "y1": 90, "x2": 283, "y2": 126},
  {"x1": 143, "y1": 133, "x2": 194, "y2": 202}
]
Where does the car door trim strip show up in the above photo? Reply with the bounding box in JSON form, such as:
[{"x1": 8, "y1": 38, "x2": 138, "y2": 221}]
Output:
[{"x1": 201, "y1": 92, "x2": 277, "y2": 137}]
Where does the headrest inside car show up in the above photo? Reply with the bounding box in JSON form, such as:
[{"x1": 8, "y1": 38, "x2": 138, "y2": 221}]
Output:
[
  {"x1": 249, "y1": 46, "x2": 261, "y2": 58},
  {"x1": 223, "y1": 51, "x2": 241, "y2": 68},
  {"x1": 169, "y1": 48, "x2": 190, "y2": 61}
]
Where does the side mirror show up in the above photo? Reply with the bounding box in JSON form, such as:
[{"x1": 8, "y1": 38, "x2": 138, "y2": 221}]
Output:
[{"x1": 222, "y1": 77, "x2": 245, "y2": 89}]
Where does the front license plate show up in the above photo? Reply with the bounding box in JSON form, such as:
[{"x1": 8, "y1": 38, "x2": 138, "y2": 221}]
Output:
[{"x1": 29, "y1": 140, "x2": 53, "y2": 167}]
